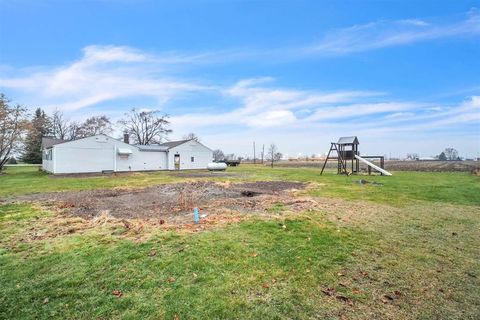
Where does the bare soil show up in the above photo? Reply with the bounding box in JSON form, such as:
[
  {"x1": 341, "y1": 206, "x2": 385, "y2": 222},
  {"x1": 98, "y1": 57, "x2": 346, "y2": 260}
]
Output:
[
  {"x1": 6, "y1": 181, "x2": 306, "y2": 225},
  {"x1": 166, "y1": 171, "x2": 242, "y2": 178}
]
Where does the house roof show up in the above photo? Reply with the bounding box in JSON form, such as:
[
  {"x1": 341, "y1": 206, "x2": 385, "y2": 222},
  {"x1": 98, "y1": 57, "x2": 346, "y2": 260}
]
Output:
[
  {"x1": 42, "y1": 137, "x2": 67, "y2": 149},
  {"x1": 159, "y1": 139, "x2": 191, "y2": 149},
  {"x1": 136, "y1": 145, "x2": 170, "y2": 152},
  {"x1": 337, "y1": 136, "x2": 359, "y2": 145}
]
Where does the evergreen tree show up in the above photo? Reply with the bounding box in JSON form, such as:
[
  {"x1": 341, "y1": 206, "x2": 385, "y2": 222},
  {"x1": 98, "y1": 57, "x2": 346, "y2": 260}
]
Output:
[
  {"x1": 22, "y1": 108, "x2": 51, "y2": 164},
  {"x1": 438, "y1": 152, "x2": 447, "y2": 161}
]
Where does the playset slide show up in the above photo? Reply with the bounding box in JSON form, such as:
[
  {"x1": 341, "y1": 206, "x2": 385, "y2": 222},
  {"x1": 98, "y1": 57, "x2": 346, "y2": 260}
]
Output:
[{"x1": 354, "y1": 155, "x2": 392, "y2": 176}]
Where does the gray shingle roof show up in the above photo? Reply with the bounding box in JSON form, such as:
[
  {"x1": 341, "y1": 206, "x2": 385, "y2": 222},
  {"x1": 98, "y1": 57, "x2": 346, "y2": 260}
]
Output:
[
  {"x1": 42, "y1": 137, "x2": 67, "y2": 149},
  {"x1": 134, "y1": 140, "x2": 191, "y2": 151},
  {"x1": 159, "y1": 139, "x2": 191, "y2": 149},
  {"x1": 337, "y1": 136, "x2": 359, "y2": 145}
]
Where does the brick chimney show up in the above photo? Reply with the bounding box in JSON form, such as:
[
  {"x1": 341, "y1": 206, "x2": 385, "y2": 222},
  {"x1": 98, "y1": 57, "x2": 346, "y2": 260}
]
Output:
[{"x1": 123, "y1": 133, "x2": 129, "y2": 144}]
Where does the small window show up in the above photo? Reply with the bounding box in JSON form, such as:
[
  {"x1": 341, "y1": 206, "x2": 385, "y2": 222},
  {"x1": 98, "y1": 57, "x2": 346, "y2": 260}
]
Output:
[{"x1": 191, "y1": 156, "x2": 195, "y2": 162}]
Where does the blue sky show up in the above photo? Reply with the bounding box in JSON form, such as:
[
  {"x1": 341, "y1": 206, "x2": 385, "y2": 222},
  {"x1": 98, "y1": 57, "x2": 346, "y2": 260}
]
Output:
[{"x1": 0, "y1": 0, "x2": 479, "y2": 158}]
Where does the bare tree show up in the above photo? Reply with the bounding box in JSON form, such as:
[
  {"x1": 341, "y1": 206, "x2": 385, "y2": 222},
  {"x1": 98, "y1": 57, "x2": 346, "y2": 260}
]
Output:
[
  {"x1": 51, "y1": 110, "x2": 70, "y2": 140},
  {"x1": 118, "y1": 108, "x2": 171, "y2": 145},
  {"x1": 0, "y1": 94, "x2": 29, "y2": 171},
  {"x1": 443, "y1": 147, "x2": 459, "y2": 160},
  {"x1": 66, "y1": 121, "x2": 80, "y2": 140},
  {"x1": 225, "y1": 153, "x2": 236, "y2": 161},
  {"x1": 267, "y1": 143, "x2": 282, "y2": 168},
  {"x1": 213, "y1": 149, "x2": 224, "y2": 161},
  {"x1": 183, "y1": 132, "x2": 200, "y2": 142},
  {"x1": 76, "y1": 115, "x2": 112, "y2": 138},
  {"x1": 406, "y1": 153, "x2": 419, "y2": 160},
  {"x1": 49, "y1": 110, "x2": 81, "y2": 141}
]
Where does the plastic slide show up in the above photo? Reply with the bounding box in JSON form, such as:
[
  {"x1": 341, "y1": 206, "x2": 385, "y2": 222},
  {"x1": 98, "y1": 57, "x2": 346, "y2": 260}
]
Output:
[{"x1": 354, "y1": 155, "x2": 392, "y2": 176}]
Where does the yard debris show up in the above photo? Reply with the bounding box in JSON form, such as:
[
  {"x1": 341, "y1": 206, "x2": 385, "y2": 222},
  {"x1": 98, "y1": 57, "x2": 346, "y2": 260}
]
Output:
[
  {"x1": 321, "y1": 287, "x2": 336, "y2": 296},
  {"x1": 356, "y1": 179, "x2": 383, "y2": 186},
  {"x1": 43, "y1": 298, "x2": 49, "y2": 304},
  {"x1": 112, "y1": 290, "x2": 123, "y2": 298},
  {"x1": 383, "y1": 294, "x2": 394, "y2": 301},
  {"x1": 121, "y1": 219, "x2": 131, "y2": 230},
  {"x1": 321, "y1": 287, "x2": 354, "y2": 306},
  {"x1": 148, "y1": 250, "x2": 157, "y2": 256},
  {"x1": 58, "y1": 202, "x2": 75, "y2": 209},
  {"x1": 167, "y1": 277, "x2": 176, "y2": 283}
]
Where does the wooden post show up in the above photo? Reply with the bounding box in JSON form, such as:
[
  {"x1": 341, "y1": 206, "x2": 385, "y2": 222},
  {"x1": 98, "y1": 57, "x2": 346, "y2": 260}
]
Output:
[{"x1": 253, "y1": 142, "x2": 256, "y2": 164}]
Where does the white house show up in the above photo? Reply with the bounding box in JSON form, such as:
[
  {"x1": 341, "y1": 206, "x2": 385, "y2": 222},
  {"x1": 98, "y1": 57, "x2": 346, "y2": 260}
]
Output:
[{"x1": 41, "y1": 134, "x2": 213, "y2": 174}]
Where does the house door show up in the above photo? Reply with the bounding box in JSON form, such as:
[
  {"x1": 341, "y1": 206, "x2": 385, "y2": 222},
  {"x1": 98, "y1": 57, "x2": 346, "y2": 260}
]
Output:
[{"x1": 174, "y1": 154, "x2": 180, "y2": 170}]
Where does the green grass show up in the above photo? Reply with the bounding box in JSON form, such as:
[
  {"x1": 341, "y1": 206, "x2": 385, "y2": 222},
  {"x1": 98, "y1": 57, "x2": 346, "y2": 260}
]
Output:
[
  {"x1": 0, "y1": 165, "x2": 479, "y2": 319},
  {"x1": 228, "y1": 166, "x2": 480, "y2": 206},
  {"x1": 0, "y1": 166, "x2": 183, "y2": 196},
  {"x1": 2, "y1": 165, "x2": 479, "y2": 206},
  {"x1": 0, "y1": 214, "x2": 361, "y2": 319}
]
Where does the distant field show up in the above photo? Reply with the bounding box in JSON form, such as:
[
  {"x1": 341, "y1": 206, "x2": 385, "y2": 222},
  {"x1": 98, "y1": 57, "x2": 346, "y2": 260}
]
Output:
[
  {"x1": 1, "y1": 165, "x2": 479, "y2": 319},
  {"x1": 274, "y1": 160, "x2": 480, "y2": 172}
]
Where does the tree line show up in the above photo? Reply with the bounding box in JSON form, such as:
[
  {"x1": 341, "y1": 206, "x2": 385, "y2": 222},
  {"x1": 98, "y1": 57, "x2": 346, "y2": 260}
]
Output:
[{"x1": 0, "y1": 93, "x2": 172, "y2": 171}]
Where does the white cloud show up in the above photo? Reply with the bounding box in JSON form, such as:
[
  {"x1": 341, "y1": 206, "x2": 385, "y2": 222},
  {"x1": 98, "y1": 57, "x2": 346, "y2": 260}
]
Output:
[
  {"x1": 305, "y1": 102, "x2": 422, "y2": 122},
  {"x1": 0, "y1": 45, "x2": 211, "y2": 111},
  {"x1": 246, "y1": 110, "x2": 296, "y2": 127},
  {"x1": 170, "y1": 77, "x2": 380, "y2": 130},
  {"x1": 82, "y1": 45, "x2": 148, "y2": 64},
  {"x1": 305, "y1": 10, "x2": 480, "y2": 55}
]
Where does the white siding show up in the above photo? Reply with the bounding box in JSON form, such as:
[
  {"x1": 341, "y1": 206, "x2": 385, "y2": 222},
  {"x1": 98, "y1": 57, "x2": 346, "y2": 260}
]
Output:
[
  {"x1": 116, "y1": 149, "x2": 167, "y2": 172},
  {"x1": 55, "y1": 145, "x2": 114, "y2": 174},
  {"x1": 53, "y1": 136, "x2": 116, "y2": 174},
  {"x1": 167, "y1": 140, "x2": 213, "y2": 170},
  {"x1": 42, "y1": 135, "x2": 213, "y2": 174}
]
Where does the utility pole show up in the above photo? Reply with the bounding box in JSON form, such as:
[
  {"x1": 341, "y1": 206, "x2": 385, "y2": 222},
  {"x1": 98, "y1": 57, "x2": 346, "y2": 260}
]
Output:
[
  {"x1": 261, "y1": 144, "x2": 265, "y2": 164},
  {"x1": 253, "y1": 142, "x2": 256, "y2": 164}
]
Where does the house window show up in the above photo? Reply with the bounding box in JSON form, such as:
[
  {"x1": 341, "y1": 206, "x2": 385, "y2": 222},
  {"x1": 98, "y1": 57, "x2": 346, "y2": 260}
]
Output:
[
  {"x1": 191, "y1": 156, "x2": 195, "y2": 162},
  {"x1": 45, "y1": 149, "x2": 52, "y2": 160}
]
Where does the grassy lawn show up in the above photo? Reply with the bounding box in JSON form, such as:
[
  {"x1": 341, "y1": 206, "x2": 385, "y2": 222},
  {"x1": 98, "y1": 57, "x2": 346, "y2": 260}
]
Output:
[{"x1": 1, "y1": 166, "x2": 479, "y2": 319}]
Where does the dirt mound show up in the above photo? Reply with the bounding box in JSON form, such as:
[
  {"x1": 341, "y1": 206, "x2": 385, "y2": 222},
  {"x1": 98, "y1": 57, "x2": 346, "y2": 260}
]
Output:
[
  {"x1": 8, "y1": 181, "x2": 306, "y2": 222},
  {"x1": 230, "y1": 181, "x2": 305, "y2": 194}
]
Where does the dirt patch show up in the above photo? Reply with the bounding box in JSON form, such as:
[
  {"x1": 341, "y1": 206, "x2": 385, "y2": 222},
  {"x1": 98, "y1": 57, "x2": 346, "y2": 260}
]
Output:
[
  {"x1": 6, "y1": 181, "x2": 306, "y2": 226},
  {"x1": 166, "y1": 171, "x2": 242, "y2": 178}
]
